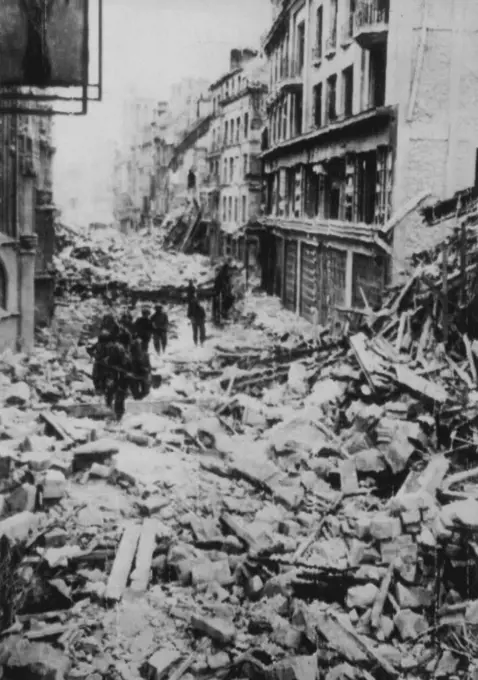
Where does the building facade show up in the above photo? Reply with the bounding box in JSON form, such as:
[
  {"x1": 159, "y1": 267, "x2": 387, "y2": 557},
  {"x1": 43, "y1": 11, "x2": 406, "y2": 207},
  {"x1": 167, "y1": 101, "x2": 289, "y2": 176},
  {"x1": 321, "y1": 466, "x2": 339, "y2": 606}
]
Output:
[
  {"x1": 207, "y1": 49, "x2": 268, "y2": 261},
  {"x1": 113, "y1": 81, "x2": 211, "y2": 230},
  {"x1": 0, "y1": 109, "x2": 56, "y2": 351},
  {"x1": 259, "y1": 0, "x2": 478, "y2": 325}
]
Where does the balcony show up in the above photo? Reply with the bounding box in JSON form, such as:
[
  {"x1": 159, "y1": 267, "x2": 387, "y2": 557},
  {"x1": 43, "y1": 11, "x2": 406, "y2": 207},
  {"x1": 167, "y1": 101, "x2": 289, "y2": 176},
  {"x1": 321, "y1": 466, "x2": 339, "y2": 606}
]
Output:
[
  {"x1": 207, "y1": 138, "x2": 223, "y2": 157},
  {"x1": 203, "y1": 174, "x2": 220, "y2": 190},
  {"x1": 276, "y1": 57, "x2": 304, "y2": 92},
  {"x1": 353, "y1": 1, "x2": 389, "y2": 49}
]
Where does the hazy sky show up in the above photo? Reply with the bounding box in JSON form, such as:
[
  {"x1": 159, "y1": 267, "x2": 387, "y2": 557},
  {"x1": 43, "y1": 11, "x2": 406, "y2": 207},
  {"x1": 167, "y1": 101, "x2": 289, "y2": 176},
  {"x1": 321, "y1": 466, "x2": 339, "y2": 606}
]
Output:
[{"x1": 54, "y1": 0, "x2": 272, "y2": 211}]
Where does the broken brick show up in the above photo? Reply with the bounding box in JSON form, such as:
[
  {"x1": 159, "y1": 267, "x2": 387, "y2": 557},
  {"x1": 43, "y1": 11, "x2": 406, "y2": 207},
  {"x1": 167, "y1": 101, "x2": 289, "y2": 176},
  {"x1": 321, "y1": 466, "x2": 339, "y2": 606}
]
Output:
[
  {"x1": 142, "y1": 648, "x2": 181, "y2": 680},
  {"x1": 369, "y1": 514, "x2": 402, "y2": 541},
  {"x1": 394, "y1": 609, "x2": 428, "y2": 640},
  {"x1": 191, "y1": 558, "x2": 232, "y2": 586},
  {"x1": 190, "y1": 614, "x2": 236, "y2": 645}
]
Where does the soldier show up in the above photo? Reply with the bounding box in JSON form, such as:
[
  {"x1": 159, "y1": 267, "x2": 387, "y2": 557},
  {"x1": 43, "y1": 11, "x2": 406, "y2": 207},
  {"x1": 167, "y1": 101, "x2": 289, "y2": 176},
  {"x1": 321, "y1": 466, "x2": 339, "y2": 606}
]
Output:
[
  {"x1": 130, "y1": 336, "x2": 152, "y2": 400},
  {"x1": 104, "y1": 329, "x2": 132, "y2": 421},
  {"x1": 119, "y1": 308, "x2": 134, "y2": 335},
  {"x1": 91, "y1": 330, "x2": 112, "y2": 395},
  {"x1": 151, "y1": 304, "x2": 169, "y2": 355},
  {"x1": 99, "y1": 313, "x2": 118, "y2": 336},
  {"x1": 186, "y1": 279, "x2": 196, "y2": 316},
  {"x1": 133, "y1": 306, "x2": 154, "y2": 354},
  {"x1": 212, "y1": 267, "x2": 222, "y2": 325},
  {"x1": 219, "y1": 260, "x2": 234, "y2": 319},
  {"x1": 190, "y1": 297, "x2": 206, "y2": 346}
]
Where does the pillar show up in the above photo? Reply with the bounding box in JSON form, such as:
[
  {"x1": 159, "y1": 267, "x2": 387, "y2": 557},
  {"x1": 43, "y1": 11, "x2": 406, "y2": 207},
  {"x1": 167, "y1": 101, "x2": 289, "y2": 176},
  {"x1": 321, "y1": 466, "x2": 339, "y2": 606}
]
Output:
[
  {"x1": 18, "y1": 243, "x2": 36, "y2": 352},
  {"x1": 17, "y1": 170, "x2": 37, "y2": 351},
  {"x1": 19, "y1": 175, "x2": 35, "y2": 236},
  {"x1": 296, "y1": 239, "x2": 302, "y2": 314},
  {"x1": 345, "y1": 249, "x2": 353, "y2": 308}
]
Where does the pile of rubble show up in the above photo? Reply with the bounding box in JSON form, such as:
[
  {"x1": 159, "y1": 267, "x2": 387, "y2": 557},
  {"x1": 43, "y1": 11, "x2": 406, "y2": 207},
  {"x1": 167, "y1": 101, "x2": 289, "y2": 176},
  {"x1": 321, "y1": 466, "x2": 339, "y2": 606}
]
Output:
[
  {"x1": 4, "y1": 193, "x2": 478, "y2": 678},
  {"x1": 0, "y1": 289, "x2": 476, "y2": 680},
  {"x1": 53, "y1": 223, "x2": 216, "y2": 303}
]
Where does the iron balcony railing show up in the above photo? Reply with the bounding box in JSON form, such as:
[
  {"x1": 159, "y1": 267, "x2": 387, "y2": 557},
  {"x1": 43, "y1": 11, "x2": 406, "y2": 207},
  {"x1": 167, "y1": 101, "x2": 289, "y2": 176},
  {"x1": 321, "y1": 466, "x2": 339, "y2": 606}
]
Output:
[
  {"x1": 354, "y1": 0, "x2": 390, "y2": 31},
  {"x1": 277, "y1": 56, "x2": 303, "y2": 82}
]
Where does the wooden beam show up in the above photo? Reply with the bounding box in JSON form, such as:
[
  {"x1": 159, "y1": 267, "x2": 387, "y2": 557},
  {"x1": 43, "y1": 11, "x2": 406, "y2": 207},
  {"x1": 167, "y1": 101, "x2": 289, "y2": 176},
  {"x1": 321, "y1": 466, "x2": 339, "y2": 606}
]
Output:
[
  {"x1": 130, "y1": 519, "x2": 157, "y2": 594},
  {"x1": 105, "y1": 522, "x2": 141, "y2": 602},
  {"x1": 442, "y1": 242, "x2": 449, "y2": 344}
]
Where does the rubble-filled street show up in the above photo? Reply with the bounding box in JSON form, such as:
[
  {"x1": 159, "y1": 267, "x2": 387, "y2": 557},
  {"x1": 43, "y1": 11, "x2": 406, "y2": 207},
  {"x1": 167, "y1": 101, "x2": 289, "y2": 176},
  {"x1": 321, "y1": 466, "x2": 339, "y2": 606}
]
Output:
[
  {"x1": 3, "y1": 208, "x2": 478, "y2": 680},
  {"x1": 4, "y1": 1, "x2": 478, "y2": 679}
]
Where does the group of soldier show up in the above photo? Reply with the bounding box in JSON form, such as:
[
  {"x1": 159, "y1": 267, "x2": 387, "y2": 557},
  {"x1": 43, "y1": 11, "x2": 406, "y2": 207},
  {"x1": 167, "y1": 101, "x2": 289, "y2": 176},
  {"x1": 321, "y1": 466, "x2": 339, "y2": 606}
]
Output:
[
  {"x1": 89, "y1": 260, "x2": 235, "y2": 422},
  {"x1": 89, "y1": 304, "x2": 168, "y2": 421}
]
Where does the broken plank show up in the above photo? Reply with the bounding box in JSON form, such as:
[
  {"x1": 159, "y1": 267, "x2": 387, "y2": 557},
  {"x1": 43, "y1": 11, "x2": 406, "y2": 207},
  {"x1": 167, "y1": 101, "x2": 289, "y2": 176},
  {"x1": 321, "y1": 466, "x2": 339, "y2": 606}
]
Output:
[
  {"x1": 395, "y1": 365, "x2": 449, "y2": 403},
  {"x1": 40, "y1": 412, "x2": 74, "y2": 444},
  {"x1": 371, "y1": 561, "x2": 396, "y2": 630},
  {"x1": 395, "y1": 312, "x2": 407, "y2": 352},
  {"x1": 293, "y1": 492, "x2": 345, "y2": 561},
  {"x1": 104, "y1": 522, "x2": 141, "y2": 602},
  {"x1": 25, "y1": 623, "x2": 69, "y2": 640},
  {"x1": 349, "y1": 333, "x2": 379, "y2": 391},
  {"x1": 339, "y1": 459, "x2": 359, "y2": 495},
  {"x1": 328, "y1": 611, "x2": 399, "y2": 678},
  {"x1": 463, "y1": 334, "x2": 478, "y2": 384},
  {"x1": 129, "y1": 519, "x2": 157, "y2": 594}
]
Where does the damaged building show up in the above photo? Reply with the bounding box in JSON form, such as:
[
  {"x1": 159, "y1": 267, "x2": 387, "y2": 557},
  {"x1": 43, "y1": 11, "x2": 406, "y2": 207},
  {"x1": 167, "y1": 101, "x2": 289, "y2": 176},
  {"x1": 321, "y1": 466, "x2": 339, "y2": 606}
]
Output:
[
  {"x1": 0, "y1": 108, "x2": 56, "y2": 353},
  {"x1": 257, "y1": 0, "x2": 478, "y2": 325},
  {"x1": 206, "y1": 49, "x2": 268, "y2": 262}
]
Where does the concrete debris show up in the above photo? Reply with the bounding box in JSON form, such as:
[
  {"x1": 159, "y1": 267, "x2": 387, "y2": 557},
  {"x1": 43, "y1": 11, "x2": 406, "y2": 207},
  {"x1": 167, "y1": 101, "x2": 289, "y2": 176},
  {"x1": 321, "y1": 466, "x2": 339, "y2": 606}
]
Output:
[{"x1": 5, "y1": 214, "x2": 478, "y2": 679}]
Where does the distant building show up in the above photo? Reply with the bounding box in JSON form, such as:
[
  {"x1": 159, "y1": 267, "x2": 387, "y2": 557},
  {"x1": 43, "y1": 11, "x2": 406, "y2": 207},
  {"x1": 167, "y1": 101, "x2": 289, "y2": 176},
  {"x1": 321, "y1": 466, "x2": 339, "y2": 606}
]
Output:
[
  {"x1": 113, "y1": 81, "x2": 210, "y2": 230},
  {"x1": 207, "y1": 49, "x2": 268, "y2": 262}
]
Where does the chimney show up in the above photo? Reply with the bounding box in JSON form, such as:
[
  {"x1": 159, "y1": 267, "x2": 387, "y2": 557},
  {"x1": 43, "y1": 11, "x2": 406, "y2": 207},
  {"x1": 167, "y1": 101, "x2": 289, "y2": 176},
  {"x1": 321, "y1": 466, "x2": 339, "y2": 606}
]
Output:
[
  {"x1": 241, "y1": 49, "x2": 259, "y2": 66},
  {"x1": 230, "y1": 49, "x2": 242, "y2": 71}
]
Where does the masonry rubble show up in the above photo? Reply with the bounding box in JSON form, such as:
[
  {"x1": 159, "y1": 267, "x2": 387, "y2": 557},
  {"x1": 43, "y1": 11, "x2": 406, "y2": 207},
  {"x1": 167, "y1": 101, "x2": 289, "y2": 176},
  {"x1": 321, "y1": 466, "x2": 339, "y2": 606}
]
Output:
[
  {"x1": 3, "y1": 199, "x2": 478, "y2": 678},
  {"x1": 53, "y1": 222, "x2": 218, "y2": 304}
]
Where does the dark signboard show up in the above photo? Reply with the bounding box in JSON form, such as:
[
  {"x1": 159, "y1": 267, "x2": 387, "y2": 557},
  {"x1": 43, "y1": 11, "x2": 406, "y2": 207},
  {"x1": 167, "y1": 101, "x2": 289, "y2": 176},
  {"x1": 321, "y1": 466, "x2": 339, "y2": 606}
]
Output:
[{"x1": 0, "y1": 0, "x2": 87, "y2": 88}]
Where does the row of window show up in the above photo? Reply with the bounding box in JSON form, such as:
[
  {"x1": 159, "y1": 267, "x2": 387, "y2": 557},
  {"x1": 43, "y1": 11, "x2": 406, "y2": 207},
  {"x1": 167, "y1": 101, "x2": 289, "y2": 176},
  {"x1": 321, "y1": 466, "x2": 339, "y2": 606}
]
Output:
[
  {"x1": 222, "y1": 194, "x2": 248, "y2": 224},
  {"x1": 264, "y1": 147, "x2": 392, "y2": 226},
  {"x1": 217, "y1": 154, "x2": 251, "y2": 184},
  {"x1": 270, "y1": 0, "x2": 381, "y2": 86},
  {"x1": 212, "y1": 73, "x2": 248, "y2": 114},
  {"x1": 312, "y1": 64, "x2": 353, "y2": 129},
  {"x1": 268, "y1": 41, "x2": 386, "y2": 147},
  {"x1": 212, "y1": 112, "x2": 250, "y2": 149}
]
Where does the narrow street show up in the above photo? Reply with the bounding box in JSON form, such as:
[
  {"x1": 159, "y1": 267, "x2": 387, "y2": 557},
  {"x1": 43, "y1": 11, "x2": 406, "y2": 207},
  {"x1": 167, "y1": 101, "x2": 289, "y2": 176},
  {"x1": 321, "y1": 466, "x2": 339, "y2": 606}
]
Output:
[
  {"x1": 2, "y1": 215, "x2": 478, "y2": 680},
  {"x1": 3, "y1": 1, "x2": 478, "y2": 679}
]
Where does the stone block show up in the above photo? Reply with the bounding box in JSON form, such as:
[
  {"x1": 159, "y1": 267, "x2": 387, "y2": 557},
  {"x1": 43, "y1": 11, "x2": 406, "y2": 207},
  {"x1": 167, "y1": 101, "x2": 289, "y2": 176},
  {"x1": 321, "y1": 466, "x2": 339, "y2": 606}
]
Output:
[
  {"x1": 369, "y1": 514, "x2": 402, "y2": 541},
  {"x1": 394, "y1": 609, "x2": 428, "y2": 641},
  {"x1": 190, "y1": 615, "x2": 236, "y2": 645},
  {"x1": 142, "y1": 649, "x2": 181, "y2": 680}
]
